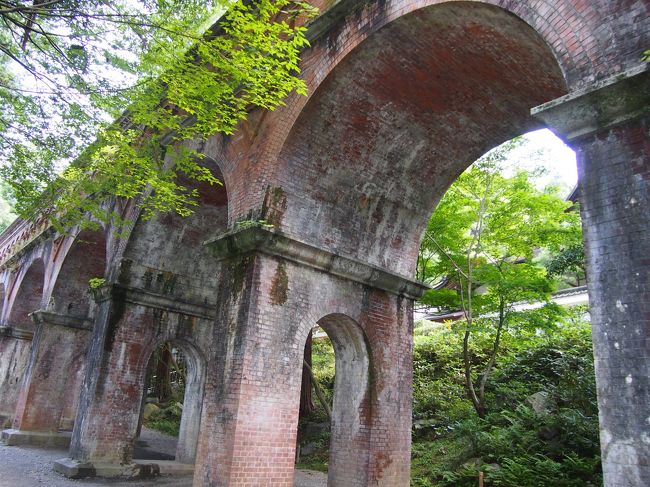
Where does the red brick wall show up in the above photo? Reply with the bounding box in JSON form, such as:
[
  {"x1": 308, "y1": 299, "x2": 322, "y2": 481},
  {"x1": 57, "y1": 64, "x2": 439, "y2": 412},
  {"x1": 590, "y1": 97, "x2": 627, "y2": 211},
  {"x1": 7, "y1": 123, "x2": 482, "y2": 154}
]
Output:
[{"x1": 194, "y1": 253, "x2": 413, "y2": 486}]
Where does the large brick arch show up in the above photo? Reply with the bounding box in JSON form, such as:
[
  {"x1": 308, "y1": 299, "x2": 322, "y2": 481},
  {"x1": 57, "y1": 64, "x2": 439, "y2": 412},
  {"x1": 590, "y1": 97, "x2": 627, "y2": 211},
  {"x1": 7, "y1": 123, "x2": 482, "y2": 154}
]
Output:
[
  {"x1": 219, "y1": 0, "x2": 647, "y2": 233},
  {"x1": 271, "y1": 1, "x2": 569, "y2": 275}
]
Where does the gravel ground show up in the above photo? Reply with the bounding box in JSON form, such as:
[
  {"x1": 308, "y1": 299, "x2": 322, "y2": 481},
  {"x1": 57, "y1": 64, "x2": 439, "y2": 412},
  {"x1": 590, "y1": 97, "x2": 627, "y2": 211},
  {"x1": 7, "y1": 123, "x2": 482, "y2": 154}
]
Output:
[{"x1": 0, "y1": 429, "x2": 327, "y2": 487}]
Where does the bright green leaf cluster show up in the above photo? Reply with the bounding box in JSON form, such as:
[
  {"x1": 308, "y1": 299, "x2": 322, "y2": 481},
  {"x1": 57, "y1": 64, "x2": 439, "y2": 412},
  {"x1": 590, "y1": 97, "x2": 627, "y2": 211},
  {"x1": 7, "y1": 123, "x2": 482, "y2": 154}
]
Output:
[{"x1": 0, "y1": 0, "x2": 317, "y2": 231}]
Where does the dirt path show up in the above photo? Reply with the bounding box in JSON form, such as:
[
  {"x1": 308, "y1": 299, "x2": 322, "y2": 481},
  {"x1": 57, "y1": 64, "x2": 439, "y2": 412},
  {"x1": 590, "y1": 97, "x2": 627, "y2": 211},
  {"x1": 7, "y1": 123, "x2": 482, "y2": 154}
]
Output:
[{"x1": 0, "y1": 429, "x2": 327, "y2": 487}]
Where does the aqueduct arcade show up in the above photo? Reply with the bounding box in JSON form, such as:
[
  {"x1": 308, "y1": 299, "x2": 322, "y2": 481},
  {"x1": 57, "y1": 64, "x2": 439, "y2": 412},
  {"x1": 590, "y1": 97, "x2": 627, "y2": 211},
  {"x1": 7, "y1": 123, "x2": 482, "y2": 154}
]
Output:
[{"x1": 0, "y1": 1, "x2": 648, "y2": 486}]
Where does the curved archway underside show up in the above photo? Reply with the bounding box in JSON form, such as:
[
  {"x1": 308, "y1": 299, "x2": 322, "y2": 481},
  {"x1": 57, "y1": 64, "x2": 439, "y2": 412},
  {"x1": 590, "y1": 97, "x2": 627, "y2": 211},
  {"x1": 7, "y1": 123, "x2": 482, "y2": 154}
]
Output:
[{"x1": 276, "y1": 2, "x2": 567, "y2": 276}]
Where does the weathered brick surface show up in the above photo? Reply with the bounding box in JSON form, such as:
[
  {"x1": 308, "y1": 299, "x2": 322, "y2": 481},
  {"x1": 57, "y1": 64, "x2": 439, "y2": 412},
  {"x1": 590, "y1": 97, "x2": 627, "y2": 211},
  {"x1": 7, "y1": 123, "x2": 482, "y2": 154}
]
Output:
[
  {"x1": 194, "y1": 252, "x2": 413, "y2": 486},
  {"x1": 12, "y1": 320, "x2": 90, "y2": 432},
  {"x1": 0, "y1": 337, "x2": 31, "y2": 422},
  {"x1": 0, "y1": 2, "x2": 647, "y2": 486},
  {"x1": 577, "y1": 115, "x2": 650, "y2": 486}
]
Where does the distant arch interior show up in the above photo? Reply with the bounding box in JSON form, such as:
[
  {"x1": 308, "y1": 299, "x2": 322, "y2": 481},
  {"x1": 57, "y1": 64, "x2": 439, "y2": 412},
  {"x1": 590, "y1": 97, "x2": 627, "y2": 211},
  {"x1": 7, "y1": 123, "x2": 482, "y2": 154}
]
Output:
[
  {"x1": 135, "y1": 339, "x2": 205, "y2": 464},
  {"x1": 50, "y1": 229, "x2": 107, "y2": 319},
  {"x1": 296, "y1": 315, "x2": 370, "y2": 483},
  {"x1": 8, "y1": 259, "x2": 45, "y2": 329}
]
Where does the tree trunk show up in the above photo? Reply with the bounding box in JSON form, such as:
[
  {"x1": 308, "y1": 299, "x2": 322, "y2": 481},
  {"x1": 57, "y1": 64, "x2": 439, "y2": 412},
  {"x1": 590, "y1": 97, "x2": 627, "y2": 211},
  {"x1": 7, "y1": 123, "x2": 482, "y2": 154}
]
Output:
[
  {"x1": 155, "y1": 345, "x2": 173, "y2": 403},
  {"x1": 299, "y1": 331, "x2": 316, "y2": 418}
]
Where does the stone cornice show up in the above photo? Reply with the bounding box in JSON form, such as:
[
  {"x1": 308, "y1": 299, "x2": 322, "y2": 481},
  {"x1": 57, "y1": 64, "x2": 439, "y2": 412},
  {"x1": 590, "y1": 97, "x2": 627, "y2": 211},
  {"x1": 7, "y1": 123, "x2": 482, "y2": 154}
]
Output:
[
  {"x1": 532, "y1": 64, "x2": 649, "y2": 142},
  {"x1": 204, "y1": 226, "x2": 429, "y2": 300},
  {"x1": 92, "y1": 283, "x2": 216, "y2": 321},
  {"x1": 30, "y1": 310, "x2": 92, "y2": 331},
  {"x1": 0, "y1": 326, "x2": 34, "y2": 341}
]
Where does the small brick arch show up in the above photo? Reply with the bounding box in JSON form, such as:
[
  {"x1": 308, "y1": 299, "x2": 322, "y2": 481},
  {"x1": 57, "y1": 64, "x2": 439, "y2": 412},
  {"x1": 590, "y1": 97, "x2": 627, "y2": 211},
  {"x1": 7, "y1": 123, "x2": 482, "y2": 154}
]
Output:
[
  {"x1": 310, "y1": 313, "x2": 371, "y2": 487},
  {"x1": 48, "y1": 229, "x2": 107, "y2": 319},
  {"x1": 7, "y1": 258, "x2": 45, "y2": 329},
  {"x1": 138, "y1": 337, "x2": 207, "y2": 464}
]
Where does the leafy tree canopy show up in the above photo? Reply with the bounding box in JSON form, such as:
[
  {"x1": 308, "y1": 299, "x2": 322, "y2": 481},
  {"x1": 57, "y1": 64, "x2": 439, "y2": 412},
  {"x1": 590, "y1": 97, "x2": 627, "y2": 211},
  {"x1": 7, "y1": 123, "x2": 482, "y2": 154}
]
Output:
[
  {"x1": 0, "y1": 0, "x2": 316, "y2": 231},
  {"x1": 417, "y1": 138, "x2": 583, "y2": 417}
]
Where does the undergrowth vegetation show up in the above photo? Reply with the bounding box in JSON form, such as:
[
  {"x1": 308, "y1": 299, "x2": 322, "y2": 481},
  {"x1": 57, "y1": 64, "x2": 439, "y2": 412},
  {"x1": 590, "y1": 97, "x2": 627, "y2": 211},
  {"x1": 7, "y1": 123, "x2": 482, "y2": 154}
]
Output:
[{"x1": 412, "y1": 309, "x2": 601, "y2": 486}]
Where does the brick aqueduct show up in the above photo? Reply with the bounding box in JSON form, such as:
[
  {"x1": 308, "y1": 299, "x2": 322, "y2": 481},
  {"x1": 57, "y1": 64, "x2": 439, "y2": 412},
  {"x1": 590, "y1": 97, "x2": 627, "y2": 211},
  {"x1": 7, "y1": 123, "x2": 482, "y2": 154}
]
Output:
[{"x1": 0, "y1": 1, "x2": 648, "y2": 486}]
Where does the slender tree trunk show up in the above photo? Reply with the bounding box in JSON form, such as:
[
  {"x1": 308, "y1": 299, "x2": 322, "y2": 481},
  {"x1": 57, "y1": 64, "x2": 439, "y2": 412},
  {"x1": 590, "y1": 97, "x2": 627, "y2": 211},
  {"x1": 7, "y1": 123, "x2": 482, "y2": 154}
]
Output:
[
  {"x1": 303, "y1": 358, "x2": 332, "y2": 420},
  {"x1": 155, "y1": 344, "x2": 173, "y2": 403},
  {"x1": 463, "y1": 328, "x2": 485, "y2": 418},
  {"x1": 478, "y1": 297, "x2": 506, "y2": 407},
  {"x1": 299, "y1": 331, "x2": 316, "y2": 418}
]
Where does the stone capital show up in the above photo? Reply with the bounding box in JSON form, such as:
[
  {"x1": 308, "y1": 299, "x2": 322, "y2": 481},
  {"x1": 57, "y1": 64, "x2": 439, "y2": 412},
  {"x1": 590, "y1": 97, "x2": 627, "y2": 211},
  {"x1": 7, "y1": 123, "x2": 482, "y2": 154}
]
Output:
[
  {"x1": 30, "y1": 310, "x2": 92, "y2": 331},
  {"x1": 0, "y1": 326, "x2": 34, "y2": 340},
  {"x1": 532, "y1": 64, "x2": 649, "y2": 142},
  {"x1": 91, "y1": 281, "x2": 215, "y2": 320},
  {"x1": 204, "y1": 226, "x2": 429, "y2": 299}
]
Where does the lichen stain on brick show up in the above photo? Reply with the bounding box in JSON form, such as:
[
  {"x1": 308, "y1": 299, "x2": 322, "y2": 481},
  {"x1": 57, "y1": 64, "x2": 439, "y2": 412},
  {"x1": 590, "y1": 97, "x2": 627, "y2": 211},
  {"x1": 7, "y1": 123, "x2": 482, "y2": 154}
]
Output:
[
  {"x1": 373, "y1": 451, "x2": 393, "y2": 481},
  {"x1": 104, "y1": 287, "x2": 127, "y2": 352},
  {"x1": 261, "y1": 186, "x2": 287, "y2": 228},
  {"x1": 270, "y1": 260, "x2": 289, "y2": 305},
  {"x1": 359, "y1": 193, "x2": 372, "y2": 209},
  {"x1": 230, "y1": 255, "x2": 251, "y2": 299}
]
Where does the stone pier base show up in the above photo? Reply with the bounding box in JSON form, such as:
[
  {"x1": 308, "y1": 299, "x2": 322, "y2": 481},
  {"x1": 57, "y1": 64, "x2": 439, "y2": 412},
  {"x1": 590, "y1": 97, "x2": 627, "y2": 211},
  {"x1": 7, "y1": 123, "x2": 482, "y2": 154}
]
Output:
[{"x1": 1, "y1": 428, "x2": 71, "y2": 448}]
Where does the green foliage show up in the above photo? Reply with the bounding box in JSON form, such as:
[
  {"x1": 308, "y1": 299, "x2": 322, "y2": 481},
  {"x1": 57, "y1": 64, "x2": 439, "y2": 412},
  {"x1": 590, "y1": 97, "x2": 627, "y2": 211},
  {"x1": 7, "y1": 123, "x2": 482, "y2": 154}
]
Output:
[
  {"x1": 543, "y1": 243, "x2": 586, "y2": 288},
  {"x1": 0, "y1": 182, "x2": 16, "y2": 232},
  {"x1": 145, "y1": 401, "x2": 183, "y2": 437},
  {"x1": 0, "y1": 1, "x2": 316, "y2": 231},
  {"x1": 417, "y1": 140, "x2": 582, "y2": 416},
  {"x1": 88, "y1": 277, "x2": 106, "y2": 289},
  {"x1": 411, "y1": 315, "x2": 601, "y2": 486}
]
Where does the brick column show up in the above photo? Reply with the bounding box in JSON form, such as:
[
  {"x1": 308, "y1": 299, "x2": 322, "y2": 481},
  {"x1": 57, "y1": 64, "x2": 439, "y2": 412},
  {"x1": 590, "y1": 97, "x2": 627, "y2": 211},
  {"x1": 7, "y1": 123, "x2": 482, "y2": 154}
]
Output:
[
  {"x1": 56, "y1": 283, "x2": 212, "y2": 479},
  {"x1": 2, "y1": 312, "x2": 90, "y2": 447},
  {"x1": 533, "y1": 65, "x2": 650, "y2": 487},
  {"x1": 192, "y1": 251, "x2": 301, "y2": 487},
  {"x1": 195, "y1": 227, "x2": 424, "y2": 486},
  {"x1": 59, "y1": 285, "x2": 142, "y2": 475},
  {"x1": 0, "y1": 328, "x2": 33, "y2": 427}
]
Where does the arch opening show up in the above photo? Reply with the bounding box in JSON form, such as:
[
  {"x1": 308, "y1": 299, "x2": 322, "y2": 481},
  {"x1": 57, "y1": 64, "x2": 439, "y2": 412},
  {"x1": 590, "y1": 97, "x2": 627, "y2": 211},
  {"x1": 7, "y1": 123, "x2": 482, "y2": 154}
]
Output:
[
  {"x1": 8, "y1": 258, "x2": 45, "y2": 329},
  {"x1": 135, "y1": 338, "x2": 206, "y2": 464},
  {"x1": 50, "y1": 229, "x2": 107, "y2": 319},
  {"x1": 276, "y1": 1, "x2": 568, "y2": 276},
  {"x1": 296, "y1": 314, "x2": 371, "y2": 485}
]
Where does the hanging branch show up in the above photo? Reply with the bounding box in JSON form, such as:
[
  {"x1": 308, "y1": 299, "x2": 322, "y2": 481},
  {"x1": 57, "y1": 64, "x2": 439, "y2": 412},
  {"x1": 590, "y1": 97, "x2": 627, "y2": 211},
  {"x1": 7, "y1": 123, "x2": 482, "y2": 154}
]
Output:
[{"x1": 302, "y1": 359, "x2": 331, "y2": 420}]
